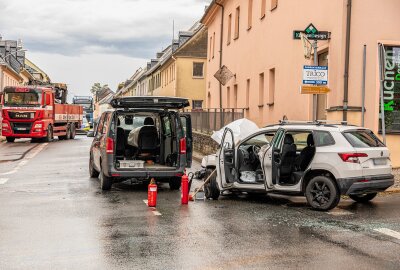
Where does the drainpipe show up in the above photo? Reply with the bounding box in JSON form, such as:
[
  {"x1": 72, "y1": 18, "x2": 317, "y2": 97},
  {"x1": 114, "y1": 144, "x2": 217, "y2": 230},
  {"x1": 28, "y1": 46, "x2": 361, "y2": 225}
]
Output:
[
  {"x1": 343, "y1": 0, "x2": 352, "y2": 121},
  {"x1": 215, "y1": 0, "x2": 224, "y2": 124}
]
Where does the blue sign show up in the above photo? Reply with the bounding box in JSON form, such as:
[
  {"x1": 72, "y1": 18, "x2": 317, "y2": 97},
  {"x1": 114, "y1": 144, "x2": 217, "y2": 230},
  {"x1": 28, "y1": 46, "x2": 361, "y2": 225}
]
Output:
[{"x1": 303, "y1": 65, "x2": 328, "y2": 85}]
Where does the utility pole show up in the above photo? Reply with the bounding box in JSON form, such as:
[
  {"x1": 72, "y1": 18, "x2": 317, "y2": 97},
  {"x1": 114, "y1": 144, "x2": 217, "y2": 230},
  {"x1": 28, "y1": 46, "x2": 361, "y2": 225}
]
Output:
[{"x1": 313, "y1": 40, "x2": 318, "y2": 121}]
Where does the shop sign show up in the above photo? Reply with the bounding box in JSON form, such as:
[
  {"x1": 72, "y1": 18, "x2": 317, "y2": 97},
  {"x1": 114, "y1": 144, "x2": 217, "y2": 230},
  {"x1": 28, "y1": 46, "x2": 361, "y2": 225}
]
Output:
[
  {"x1": 303, "y1": 65, "x2": 328, "y2": 85},
  {"x1": 380, "y1": 45, "x2": 400, "y2": 132},
  {"x1": 293, "y1": 23, "x2": 331, "y2": 40}
]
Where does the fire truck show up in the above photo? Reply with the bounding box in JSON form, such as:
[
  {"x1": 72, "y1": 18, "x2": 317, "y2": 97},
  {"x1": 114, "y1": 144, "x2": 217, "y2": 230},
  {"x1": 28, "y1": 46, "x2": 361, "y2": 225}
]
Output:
[{"x1": 1, "y1": 84, "x2": 83, "y2": 142}]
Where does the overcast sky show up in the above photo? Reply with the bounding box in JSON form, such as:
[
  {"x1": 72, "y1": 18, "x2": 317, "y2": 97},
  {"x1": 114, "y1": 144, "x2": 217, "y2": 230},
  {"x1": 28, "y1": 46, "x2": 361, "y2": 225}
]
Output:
[{"x1": 0, "y1": 0, "x2": 210, "y2": 97}]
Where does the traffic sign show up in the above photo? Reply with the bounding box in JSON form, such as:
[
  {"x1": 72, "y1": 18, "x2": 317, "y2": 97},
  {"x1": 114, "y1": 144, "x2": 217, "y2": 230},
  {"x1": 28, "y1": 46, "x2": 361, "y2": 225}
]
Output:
[
  {"x1": 214, "y1": 65, "x2": 234, "y2": 86},
  {"x1": 303, "y1": 65, "x2": 328, "y2": 85},
  {"x1": 301, "y1": 85, "x2": 330, "y2": 95}
]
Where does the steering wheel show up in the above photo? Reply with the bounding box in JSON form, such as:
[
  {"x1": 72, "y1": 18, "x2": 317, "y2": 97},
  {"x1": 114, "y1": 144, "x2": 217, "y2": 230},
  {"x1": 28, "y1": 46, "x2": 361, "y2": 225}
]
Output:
[{"x1": 252, "y1": 145, "x2": 261, "y2": 155}]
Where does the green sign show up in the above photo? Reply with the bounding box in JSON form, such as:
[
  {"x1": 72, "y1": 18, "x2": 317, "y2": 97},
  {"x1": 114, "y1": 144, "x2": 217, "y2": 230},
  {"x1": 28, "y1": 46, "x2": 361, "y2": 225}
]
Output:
[
  {"x1": 380, "y1": 45, "x2": 400, "y2": 133},
  {"x1": 293, "y1": 23, "x2": 331, "y2": 40}
]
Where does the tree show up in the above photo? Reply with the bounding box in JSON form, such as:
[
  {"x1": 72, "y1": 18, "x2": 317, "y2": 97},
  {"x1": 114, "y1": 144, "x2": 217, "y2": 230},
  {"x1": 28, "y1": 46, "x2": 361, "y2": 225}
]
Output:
[{"x1": 90, "y1": 83, "x2": 102, "y2": 94}]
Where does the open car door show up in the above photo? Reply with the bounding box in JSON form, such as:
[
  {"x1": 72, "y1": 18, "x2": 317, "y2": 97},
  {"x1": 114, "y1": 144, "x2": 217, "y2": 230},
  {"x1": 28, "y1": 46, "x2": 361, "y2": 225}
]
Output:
[
  {"x1": 217, "y1": 128, "x2": 236, "y2": 189},
  {"x1": 263, "y1": 128, "x2": 284, "y2": 190},
  {"x1": 180, "y1": 114, "x2": 193, "y2": 168}
]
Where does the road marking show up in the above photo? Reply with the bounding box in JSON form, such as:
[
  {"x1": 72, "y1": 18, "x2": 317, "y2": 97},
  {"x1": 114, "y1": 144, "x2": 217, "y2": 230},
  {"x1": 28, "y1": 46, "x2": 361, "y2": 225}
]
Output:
[
  {"x1": 143, "y1": 200, "x2": 162, "y2": 216},
  {"x1": 0, "y1": 143, "x2": 48, "y2": 176},
  {"x1": 374, "y1": 228, "x2": 400, "y2": 240},
  {"x1": 327, "y1": 208, "x2": 354, "y2": 216},
  {"x1": 0, "y1": 178, "x2": 9, "y2": 184}
]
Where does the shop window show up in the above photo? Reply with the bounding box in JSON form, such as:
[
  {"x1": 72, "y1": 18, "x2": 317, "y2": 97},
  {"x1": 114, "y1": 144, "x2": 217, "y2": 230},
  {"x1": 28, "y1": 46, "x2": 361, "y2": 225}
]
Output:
[
  {"x1": 193, "y1": 62, "x2": 204, "y2": 78},
  {"x1": 248, "y1": 0, "x2": 253, "y2": 29},
  {"x1": 234, "y1": 6, "x2": 240, "y2": 40},
  {"x1": 271, "y1": 0, "x2": 278, "y2": 11}
]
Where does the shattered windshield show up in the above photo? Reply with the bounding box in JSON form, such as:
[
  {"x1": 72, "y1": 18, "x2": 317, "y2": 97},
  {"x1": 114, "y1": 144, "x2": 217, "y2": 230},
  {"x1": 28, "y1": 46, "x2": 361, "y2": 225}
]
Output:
[{"x1": 4, "y1": 90, "x2": 42, "y2": 107}]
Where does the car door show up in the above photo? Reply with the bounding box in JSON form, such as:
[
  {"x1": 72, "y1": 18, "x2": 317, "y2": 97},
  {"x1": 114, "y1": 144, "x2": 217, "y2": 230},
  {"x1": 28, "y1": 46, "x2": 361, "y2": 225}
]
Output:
[
  {"x1": 217, "y1": 128, "x2": 236, "y2": 188},
  {"x1": 180, "y1": 114, "x2": 193, "y2": 168},
  {"x1": 263, "y1": 128, "x2": 285, "y2": 190},
  {"x1": 92, "y1": 112, "x2": 107, "y2": 171}
]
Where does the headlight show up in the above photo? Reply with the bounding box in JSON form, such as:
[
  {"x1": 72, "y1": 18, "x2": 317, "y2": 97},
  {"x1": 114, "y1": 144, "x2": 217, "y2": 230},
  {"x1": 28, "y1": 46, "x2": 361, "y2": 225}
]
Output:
[{"x1": 33, "y1": 123, "x2": 43, "y2": 129}]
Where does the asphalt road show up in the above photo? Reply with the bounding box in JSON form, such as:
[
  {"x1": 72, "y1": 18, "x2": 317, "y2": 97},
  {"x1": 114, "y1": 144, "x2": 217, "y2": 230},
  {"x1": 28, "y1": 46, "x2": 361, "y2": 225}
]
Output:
[{"x1": 0, "y1": 136, "x2": 400, "y2": 270}]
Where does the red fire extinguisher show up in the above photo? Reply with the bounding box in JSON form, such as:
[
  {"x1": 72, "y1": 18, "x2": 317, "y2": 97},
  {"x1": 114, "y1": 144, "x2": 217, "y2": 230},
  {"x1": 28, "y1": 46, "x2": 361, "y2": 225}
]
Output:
[
  {"x1": 148, "y1": 178, "x2": 157, "y2": 207},
  {"x1": 181, "y1": 173, "x2": 189, "y2": 204}
]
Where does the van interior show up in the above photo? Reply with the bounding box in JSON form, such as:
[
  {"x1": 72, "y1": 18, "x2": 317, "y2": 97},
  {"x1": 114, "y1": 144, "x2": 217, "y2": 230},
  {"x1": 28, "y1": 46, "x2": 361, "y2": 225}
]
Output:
[
  {"x1": 237, "y1": 131, "x2": 316, "y2": 186},
  {"x1": 112, "y1": 111, "x2": 179, "y2": 170}
]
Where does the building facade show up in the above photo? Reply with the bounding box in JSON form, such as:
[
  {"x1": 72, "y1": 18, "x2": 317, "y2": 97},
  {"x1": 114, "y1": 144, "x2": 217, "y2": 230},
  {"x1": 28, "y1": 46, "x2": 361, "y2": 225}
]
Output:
[{"x1": 201, "y1": 0, "x2": 400, "y2": 165}]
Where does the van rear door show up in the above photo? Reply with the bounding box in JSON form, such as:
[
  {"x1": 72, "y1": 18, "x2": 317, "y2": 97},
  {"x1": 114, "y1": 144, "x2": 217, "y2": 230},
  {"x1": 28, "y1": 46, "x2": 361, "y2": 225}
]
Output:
[{"x1": 180, "y1": 114, "x2": 193, "y2": 167}]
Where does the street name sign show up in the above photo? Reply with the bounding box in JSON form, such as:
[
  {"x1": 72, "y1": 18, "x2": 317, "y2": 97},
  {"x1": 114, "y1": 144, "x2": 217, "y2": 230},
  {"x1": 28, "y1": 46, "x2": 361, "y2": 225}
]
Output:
[
  {"x1": 301, "y1": 85, "x2": 330, "y2": 95},
  {"x1": 303, "y1": 65, "x2": 328, "y2": 85},
  {"x1": 294, "y1": 23, "x2": 331, "y2": 40}
]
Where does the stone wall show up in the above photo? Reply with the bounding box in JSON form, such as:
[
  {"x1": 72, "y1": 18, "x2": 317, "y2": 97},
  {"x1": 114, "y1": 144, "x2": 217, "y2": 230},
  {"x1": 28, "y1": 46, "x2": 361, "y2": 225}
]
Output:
[{"x1": 193, "y1": 131, "x2": 219, "y2": 155}]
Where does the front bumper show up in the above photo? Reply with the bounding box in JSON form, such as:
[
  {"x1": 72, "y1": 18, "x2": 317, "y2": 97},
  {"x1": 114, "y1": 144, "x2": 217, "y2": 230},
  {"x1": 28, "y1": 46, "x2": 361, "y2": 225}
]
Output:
[{"x1": 338, "y1": 174, "x2": 394, "y2": 195}]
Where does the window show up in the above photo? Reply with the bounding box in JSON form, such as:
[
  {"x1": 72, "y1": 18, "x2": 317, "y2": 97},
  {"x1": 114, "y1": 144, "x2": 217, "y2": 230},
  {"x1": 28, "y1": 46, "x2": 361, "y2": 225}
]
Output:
[
  {"x1": 268, "y1": 68, "x2": 275, "y2": 105},
  {"x1": 314, "y1": 131, "x2": 335, "y2": 147},
  {"x1": 209, "y1": 36, "x2": 213, "y2": 61},
  {"x1": 163, "y1": 116, "x2": 172, "y2": 136},
  {"x1": 242, "y1": 132, "x2": 274, "y2": 147},
  {"x1": 212, "y1": 32, "x2": 216, "y2": 58},
  {"x1": 248, "y1": 0, "x2": 253, "y2": 29},
  {"x1": 227, "y1": 86, "x2": 231, "y2": 108},
  {"x1": 227, "y1": 14, "x2": 232, "y2": 45},
  {"x1": 192, "y1": 100, "x2": 203, "y2": 109},
  {"x1": 246, "y1": 79, "x2": 250, "y2": 108},
  {"x1": 234, "y1": 6, "x2": 240, "y2": 39},
  {"x1": 271, "y1": 0, "x2": 278, "y2": 10},
  {"x1": 259, "y1": 73, "x2": 264, "y2": 106},
  {"x1": 193, "y1": 62, "x2": 204, "y2": 78},
  {"x1": 343, "y1": 130, "x2": 385, "y2": 148},
  {"x1": 287, "y1": 132, "x2": 313, "y2": 151},
  {"x1": 261, "y1": 0, "x2": 266, "y2": 18},
  {"x1": 233, "y1": 84, "x2": 238, "y2": 108}
]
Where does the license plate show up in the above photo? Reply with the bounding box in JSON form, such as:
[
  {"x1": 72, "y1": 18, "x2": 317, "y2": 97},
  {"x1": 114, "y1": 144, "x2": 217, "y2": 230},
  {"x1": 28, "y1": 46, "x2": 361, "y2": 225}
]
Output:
[
  {"x1": 15, "y1": 127, "x2": 27, "y2": 131},
  {"x1": 373, "y1": 158, "x2": 387, "y2": 165}
]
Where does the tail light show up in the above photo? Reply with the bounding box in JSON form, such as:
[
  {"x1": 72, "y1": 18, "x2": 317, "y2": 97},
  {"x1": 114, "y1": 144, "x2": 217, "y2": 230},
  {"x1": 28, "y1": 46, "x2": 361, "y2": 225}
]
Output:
[
  {"x1": 106, "y1": 137, "x2": 114, "y2": 154},
  {"x1": 180, "y1": 138, "x2": 187, "y2": 154},
  {"x1": 338, "y1": 153, "x2": 368, "y2": 163}
]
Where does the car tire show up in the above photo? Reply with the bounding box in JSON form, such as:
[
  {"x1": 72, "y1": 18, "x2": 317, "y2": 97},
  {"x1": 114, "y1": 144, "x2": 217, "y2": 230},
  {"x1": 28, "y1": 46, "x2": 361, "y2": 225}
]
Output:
[
  {"x1": 204, "y1": 168, "x2": 220, "y2": 200},
  {"x1": 349, "y1": 193, "x2": 377, "y2": 203},
  {"x1": 44, "y1": 126, "x2": 53, "y2": 142},
  {"x1": 305, "y1": 175, "x2": 340, "y2": 211},
  {"x1": 169, "y1": 177, "x2": 181, "y2": 190},
  {"x1": 69, "y1": 124, "x2": 76, "y2": 139},
  {"x1": 89, "y1": 155, "x2": 99, "y2": 178},
  {"x1": 99, "y1": 170, "x2": 112, "y2": 191},
  {"x1": 6, "y1": 137, "x2": 15, "y2": 143}
]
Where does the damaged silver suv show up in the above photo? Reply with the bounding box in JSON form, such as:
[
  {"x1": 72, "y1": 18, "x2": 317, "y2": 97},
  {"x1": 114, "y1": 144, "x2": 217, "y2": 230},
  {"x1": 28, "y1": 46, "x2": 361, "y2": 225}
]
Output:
[{"x1": 204, "y1": 122, "x2": 394, "y2": 210}]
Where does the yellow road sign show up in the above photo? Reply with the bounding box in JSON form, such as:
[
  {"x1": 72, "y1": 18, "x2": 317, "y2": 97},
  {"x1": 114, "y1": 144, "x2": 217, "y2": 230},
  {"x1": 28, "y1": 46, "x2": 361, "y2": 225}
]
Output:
[{"x1": 301, "y1": 85, "x2": 330, "y2": 94}]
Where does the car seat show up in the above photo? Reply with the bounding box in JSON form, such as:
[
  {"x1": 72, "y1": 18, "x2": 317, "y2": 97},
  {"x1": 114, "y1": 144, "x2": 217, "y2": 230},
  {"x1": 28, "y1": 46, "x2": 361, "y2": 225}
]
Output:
[
  {"x1": 279, "y1": 134, "x2": 297, "y2": 179},
  {"x1": 295, "y1": 134, "x2": 316, "y2": 171},
  {"x1": 137, "y1": 117, "x2": 158, "y2": 158},
  {"x1": 116, "y1": 118, "x2": 126, "y2": 157}
]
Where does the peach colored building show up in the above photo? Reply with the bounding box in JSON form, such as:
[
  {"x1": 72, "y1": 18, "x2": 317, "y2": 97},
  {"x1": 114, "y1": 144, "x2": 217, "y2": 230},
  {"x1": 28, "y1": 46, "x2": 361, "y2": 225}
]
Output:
[{"x1": 201, "y1": 0, "x2": 400, "y2": 166}]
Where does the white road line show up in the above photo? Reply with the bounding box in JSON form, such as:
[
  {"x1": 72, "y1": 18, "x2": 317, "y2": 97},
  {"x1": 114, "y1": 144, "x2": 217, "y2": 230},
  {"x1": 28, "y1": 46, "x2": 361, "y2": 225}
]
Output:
[
  {"x1": 374, "y1": 228, "x2": 400, "y2": 240},
  {"x1": 0, "y1": 178, "x2": 9, "y2": 184},
  {"x1": 0, "y1": 143, "x2": 48, "y2": 176},
  {"x1": 327, "y1": 208, "x2": 354, "y2": 216},
  {"x1": 143, "y1": 200, "x2": 162, "y2": 216}
]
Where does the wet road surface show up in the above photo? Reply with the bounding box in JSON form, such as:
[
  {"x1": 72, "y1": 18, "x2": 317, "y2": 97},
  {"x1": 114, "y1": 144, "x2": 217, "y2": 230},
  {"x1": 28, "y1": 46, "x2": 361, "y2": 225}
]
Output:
[{"x1": 0, "y1": 136, "x2": 399, "y2": 269}]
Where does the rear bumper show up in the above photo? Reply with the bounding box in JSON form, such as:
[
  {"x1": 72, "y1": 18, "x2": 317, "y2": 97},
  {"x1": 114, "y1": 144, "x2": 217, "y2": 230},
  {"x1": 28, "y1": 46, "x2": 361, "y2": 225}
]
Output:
[
  {"x1": 337, "y1": 174, "x2": 394, "y2": 195},
  {"x1": 105, "y1": 166, "x2": 185, "y2": 182}
]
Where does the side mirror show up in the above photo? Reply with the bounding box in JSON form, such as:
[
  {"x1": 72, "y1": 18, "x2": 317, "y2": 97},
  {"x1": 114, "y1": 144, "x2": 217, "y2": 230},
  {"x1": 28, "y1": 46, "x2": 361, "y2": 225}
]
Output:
[{"x1": 87, "y1": 131, "x2": 95, "y2": 137}]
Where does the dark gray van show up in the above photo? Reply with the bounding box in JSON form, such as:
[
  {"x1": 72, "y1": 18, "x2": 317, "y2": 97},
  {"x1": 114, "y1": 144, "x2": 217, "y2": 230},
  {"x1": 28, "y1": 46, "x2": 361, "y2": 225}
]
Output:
[{"x1": 89, "y1": 96, "x2": 192, "y2": 190}]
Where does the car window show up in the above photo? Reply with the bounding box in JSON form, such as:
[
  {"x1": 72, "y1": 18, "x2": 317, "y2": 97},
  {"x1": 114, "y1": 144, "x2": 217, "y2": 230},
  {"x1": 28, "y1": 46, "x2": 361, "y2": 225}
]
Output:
[
  {"x1": 102, "y1": 113, "x2": 111, "y2": 134},
  {"x1": 314, "y1": 131, "x2": 335, "y2": 147},
  {"x1": 343, "y1": 130, "x2": 385, "y2": 148},
  {"x1": 284, "y1": 131, "x2": 312, "y2": 151},
  {"x1": 242, "y1": 131, "x2": 276, "y2": 147},
  {"x1": 96, "y1": 113, "x2": 106, "y2": 135},
  {"x1": 163, "y1": 116, "x2": 172, "y2": 136},
  {"x1": 117, "y1": 115, "x2": 146, "y2": 130}
]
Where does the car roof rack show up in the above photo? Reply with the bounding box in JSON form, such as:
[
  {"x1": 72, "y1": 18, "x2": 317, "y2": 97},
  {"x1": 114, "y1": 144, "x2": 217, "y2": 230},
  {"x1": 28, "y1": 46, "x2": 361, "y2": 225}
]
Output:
[{"x1": 275, "y1": 120, "x2": 353, "y2": 127}]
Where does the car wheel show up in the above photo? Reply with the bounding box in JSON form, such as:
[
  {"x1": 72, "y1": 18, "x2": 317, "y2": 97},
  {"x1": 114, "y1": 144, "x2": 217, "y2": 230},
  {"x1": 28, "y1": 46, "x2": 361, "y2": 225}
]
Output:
[
  {"x1": 44, "y1": 126, "x2": 53, "y2": 142},
  {"x1": 99, "y1": 170, "x2": 112, "y2": 191},
  {"x1": 89, "y1": 155, "x2": 99, "y2": 178},
  {"x1": 349, "y1": 193, "x2": 377, "y2": 203},
  {"x1": 6, "y1": 137, "x2": 15, "y2": 143},
  {"x1": 305, "y1": 175, "x2": 340, "y2": 211},
  {"x1": 169, "y1": 177, "x2": 181, "y2": 190},
  {"x1": 204, "y1": 169, "x2": 220, "y2": 200},
  {"x1": 69, "y1": 124, "x2": 76, "y2": 139}
]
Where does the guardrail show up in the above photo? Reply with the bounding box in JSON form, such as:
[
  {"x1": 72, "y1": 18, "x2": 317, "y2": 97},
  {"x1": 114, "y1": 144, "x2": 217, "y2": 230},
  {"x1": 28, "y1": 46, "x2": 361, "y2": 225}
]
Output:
[{"x1": 183, "y1": 108, "x2": 246, "y2": 134}]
